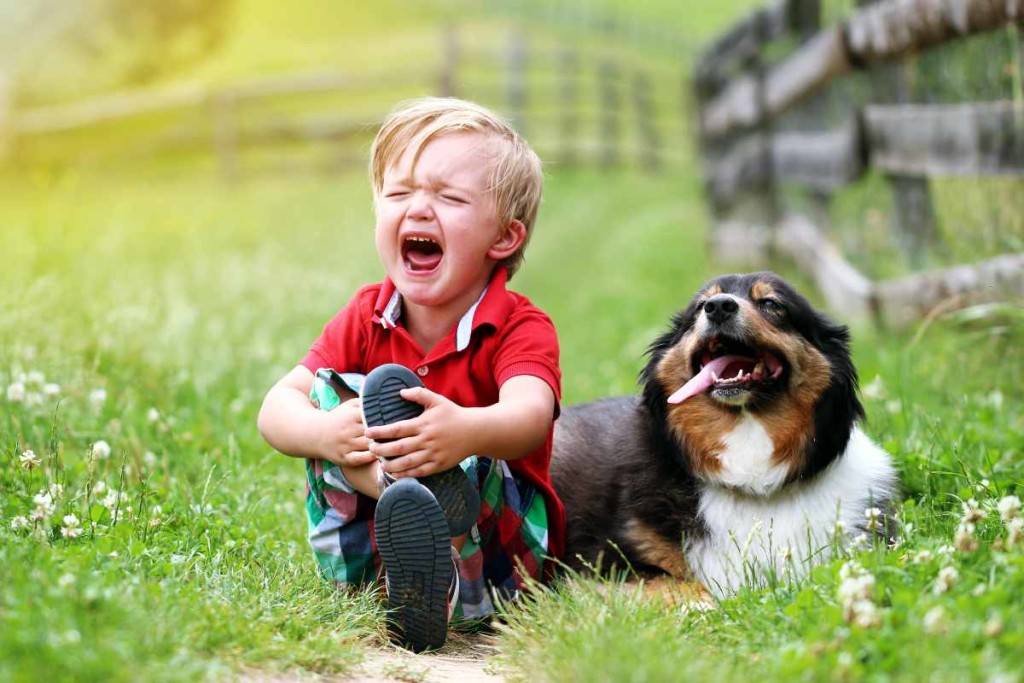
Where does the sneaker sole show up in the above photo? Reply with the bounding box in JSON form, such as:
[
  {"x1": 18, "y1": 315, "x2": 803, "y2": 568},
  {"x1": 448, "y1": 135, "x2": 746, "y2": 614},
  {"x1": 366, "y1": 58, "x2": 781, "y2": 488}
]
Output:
[
  {"x1": 375, "y1": 479, "x2": 451, "y2": 652},
  {"x1": 360, "y1": 364, "x2": 425, "y2": 432},
  {"x1": 361, "y1": 364, "x2": 481, "y2": 536}
]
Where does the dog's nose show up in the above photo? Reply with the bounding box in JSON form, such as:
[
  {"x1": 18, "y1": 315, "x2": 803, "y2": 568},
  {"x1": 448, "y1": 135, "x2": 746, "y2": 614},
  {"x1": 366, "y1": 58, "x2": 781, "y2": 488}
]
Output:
[{"x1": 704, "y1": 294, "x2": 739, "y2": 324}]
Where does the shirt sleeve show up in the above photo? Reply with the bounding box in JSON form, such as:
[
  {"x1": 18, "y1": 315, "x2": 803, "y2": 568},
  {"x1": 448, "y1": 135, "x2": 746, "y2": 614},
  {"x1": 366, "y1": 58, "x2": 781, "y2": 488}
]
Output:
[
  {"x1": 492, "y1": 305, "x2": 562, "y2": 411},
  {"x1": 300, "y1": 290, "x2": 369, "y2": 375}
]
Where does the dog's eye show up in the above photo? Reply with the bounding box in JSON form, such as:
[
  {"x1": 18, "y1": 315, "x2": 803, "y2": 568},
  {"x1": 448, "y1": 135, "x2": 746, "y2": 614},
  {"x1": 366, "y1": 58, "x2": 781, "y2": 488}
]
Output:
[{"x1": 758, "y1": 298, "x2": 784, "y2": 315}]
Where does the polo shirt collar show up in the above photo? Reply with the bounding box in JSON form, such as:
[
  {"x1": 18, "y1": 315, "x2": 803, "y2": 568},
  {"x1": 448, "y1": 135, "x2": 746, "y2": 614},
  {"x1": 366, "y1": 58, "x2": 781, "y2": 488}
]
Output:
[{"x1": 372, "y1": 267, "x2": 514, "y2": 352}]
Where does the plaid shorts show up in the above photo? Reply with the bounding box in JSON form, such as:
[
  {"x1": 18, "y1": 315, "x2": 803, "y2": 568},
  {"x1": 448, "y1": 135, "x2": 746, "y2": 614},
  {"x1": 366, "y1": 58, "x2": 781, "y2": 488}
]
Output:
[{"x1": 304, "y1": 369, "x2": 552, "y2": 619}]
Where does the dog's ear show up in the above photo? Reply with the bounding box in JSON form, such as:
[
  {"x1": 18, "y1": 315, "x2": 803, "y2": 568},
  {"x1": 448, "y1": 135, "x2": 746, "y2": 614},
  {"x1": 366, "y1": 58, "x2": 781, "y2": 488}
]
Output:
[{"x1": 801, "y1": 313, "x2": 867, "y2": 480}]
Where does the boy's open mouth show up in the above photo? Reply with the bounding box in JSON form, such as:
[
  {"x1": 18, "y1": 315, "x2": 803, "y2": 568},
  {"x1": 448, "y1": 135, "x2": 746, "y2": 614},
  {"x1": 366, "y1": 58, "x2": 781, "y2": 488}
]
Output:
[{"x1": 402, "y1": 236, "x2": 443, "y2": 273}]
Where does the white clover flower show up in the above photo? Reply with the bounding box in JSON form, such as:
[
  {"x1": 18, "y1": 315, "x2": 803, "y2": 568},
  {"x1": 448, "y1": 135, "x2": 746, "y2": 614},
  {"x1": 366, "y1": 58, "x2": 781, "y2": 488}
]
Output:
[
  {"x1": 1006, "y1": 517, "x2": 1023, "y2": 547},
  {"x1": 19, "y1": 449, "x2": 42, "y2": 470},
  {"x1": 912, "y1": 549, "x2": 935, "y2": 564},
  {"x1": 865, "y1": 507, "x2": 883, "y2": 532},
  {"x1": 997, "y1": 495, "x2": 1021, "y2": 522},
  {"x1": 9, "y1": 515, "x2": 30, "y2": 531},
  {"x1": 101, "y1": 490, "x2": 121, "y2": 511},
  {"x1": 26, "y1": 370, "x2": 44, "y2": 385},
  {"x1": 58, "y1": 573, "x2": 75, "y2": 589},
  {"x1": 88, "y1": 388, "x2": 107, "y2": 410},
  {"x1": 986, "y1": 390, "x2": 1004, "y2": 410},
  {"x1": 7, "y1": 382, "x2": 26, "y2": 402},
  {"x1": 91, "y1": 440, "x2": 111, "y2": 460},
  {"x1": 983, "y1": 615, "x2": 1004, "y2": 638},
  {"x1": 923, "y1": 606, "x2": 949, "y2": 635},
  {"x1": 31, "y1": 491, "x2": 55, "y2": 520},
  {"x1": 851, "y1": 599, "x2": 881, "y2": 628},
  {"x1": 960, "y1": 499, "x2": 987, "y2": 524},
  {"x1": 143, "y1": 451, "x2": 157, "y2": 468},
  {"x1": 861, "y1": 375, "x2": 886, "y2": 400},
  {"x1": 954, "y1": 523, "x2": 978, "y2": 553},
  {"x1": 839, "y1": 575, "x2": 873, "y2": 606},
  {"x1": 60, "y1": 514, "x2": 83, "y2": 539},
  {"x1": 839, "y1": 560, "x2": 862, "y2": 581},
  {"x1": 43, "y1": 383, "x2": 61, "y2": 397},
  {"x1": 937, "y1": 544, "x2": 955, "y2": 556},
  {"x1": 972, "y1": 583, "x2": 988, "y2": 597},
  {"x1": 885, "y1": 399, "x2": 902, "y2": 414},
  {"x1": 92, "y1": 481, "x2": 107, "y2": 496},
  {"x1": 146, "y1": 407, "x2": 160, "y2": 423},
  {"x1": 47, "y1": 483, "x2": 64, "y2": 499},
  {"x1": 933, "y1": 566, "x2": 959, "y2": 594}
]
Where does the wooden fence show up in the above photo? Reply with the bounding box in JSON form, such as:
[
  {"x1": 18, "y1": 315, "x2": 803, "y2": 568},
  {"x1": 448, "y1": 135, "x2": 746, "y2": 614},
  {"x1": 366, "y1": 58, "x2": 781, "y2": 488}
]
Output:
[
  {"x1": 694, "y1": 0, "x2": 1024, "y2": 328},
  {"x1": 0, "y1": 23, "x2": 684, "y2": 181}
]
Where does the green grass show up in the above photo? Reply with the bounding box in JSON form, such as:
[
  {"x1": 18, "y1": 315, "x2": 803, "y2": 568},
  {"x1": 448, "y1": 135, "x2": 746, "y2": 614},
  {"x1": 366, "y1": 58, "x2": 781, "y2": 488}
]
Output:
[
  {"x1": 2, "y1": 157, "x2": 1023, "y2": 682},
  {"x1": 3, "y1": 0, "x2": 1024, "y2": 680}
]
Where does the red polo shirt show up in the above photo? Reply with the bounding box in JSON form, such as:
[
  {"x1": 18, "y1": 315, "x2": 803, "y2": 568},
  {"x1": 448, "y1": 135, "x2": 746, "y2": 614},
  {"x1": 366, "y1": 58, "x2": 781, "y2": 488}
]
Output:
[{"x1": 300, "y1": 266, "x2": 565, "y2": 562}]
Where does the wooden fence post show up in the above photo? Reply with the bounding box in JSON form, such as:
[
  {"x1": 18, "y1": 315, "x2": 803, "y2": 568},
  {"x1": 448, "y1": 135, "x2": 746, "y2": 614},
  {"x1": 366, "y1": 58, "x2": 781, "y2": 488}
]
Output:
[
  {"x1": 213, "y1": 89, "x2": 239, "y2": 184},
  {"x1": 632, "y1": 70, "x2": 660, "y2": 172},
  {"x1": 0, "y1": 72, "x2": 12, "y2": 164},
  {"x1": 439, "y1": 24, "x2": 459, "y2": 98},
  {"x1": 598, "y1": 59, "x2": 621, "y2": 168},
  {"x1": 750, "y1": 11, "x2": 780, "y2": 231},
  {"x1": 507, "y1": 30, "x2": 528, "y2": 137},
  {"x1": 858, "y1": 0, "x2": 938, "y2": 269},
  {"x1": 558, "y1": 46, "x2": 579, "y2": 167},
  {"x1": 1016, "y1": 24, "x2": 1024, "y2": 105}
]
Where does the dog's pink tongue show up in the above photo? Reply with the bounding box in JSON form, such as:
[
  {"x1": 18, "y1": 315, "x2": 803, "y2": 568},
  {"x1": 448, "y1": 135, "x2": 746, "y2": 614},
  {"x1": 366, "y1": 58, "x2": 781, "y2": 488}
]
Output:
[{"x1": 666, "y1": 355, "x2": 746, "y2": 404}]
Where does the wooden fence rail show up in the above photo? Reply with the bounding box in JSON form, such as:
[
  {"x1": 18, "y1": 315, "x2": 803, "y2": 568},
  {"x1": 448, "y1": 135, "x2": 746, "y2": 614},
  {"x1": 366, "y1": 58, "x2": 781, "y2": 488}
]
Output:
[
  {"x1": 695, "y1": 0, "x2": 1024, "y2": 329},
  {"x1": 0, "y1": 24, "x2": 681, "y2": 179}
]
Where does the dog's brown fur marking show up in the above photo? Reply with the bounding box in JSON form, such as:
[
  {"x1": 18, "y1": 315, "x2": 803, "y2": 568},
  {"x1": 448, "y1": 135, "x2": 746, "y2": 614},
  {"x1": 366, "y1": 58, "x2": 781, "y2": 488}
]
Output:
[
  {"x1": 624, "y1": 518, "x2": 692, "y2": 578},
  {"x1": 639, "y1": 575, "x2": 715, "y2": 610},
  {"x1": 750, "y1": 280, "x2": 777, "y2": 301},
  {"x1": 654, "y1": 341, "x2": 734, "y2": 476}
]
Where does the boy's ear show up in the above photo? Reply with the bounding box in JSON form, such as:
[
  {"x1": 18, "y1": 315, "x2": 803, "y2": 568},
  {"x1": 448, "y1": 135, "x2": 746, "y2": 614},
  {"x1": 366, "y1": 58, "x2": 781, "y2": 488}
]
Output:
[{"x1": 487, "y1": 219, "x2": 527, "y2": 261}]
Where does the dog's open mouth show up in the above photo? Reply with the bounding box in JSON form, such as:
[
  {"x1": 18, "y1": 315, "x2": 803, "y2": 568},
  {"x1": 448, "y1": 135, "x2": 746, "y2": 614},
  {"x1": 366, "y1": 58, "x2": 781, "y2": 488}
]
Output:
[
  {"x1": 668, "y1": 336, "x2": 786, "y2": 404},
  {"x1": 402, "y1": 236, "x2": 443, "y2": 273}
]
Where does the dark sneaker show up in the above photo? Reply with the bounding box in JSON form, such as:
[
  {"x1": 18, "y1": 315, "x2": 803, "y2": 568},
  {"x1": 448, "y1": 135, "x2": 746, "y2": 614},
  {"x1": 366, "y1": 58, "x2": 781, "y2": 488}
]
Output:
[
  {"x1": 375, "y1": 478, "x2": 453, "y2": 652},
  {"x1": 361, "y1": 363, "x2": 481, "y2": 536}
]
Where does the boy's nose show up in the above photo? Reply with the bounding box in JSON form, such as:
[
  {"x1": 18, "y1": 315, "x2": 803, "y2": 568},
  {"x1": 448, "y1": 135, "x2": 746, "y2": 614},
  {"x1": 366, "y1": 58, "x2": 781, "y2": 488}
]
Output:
[{"x1": 406, "y1": 192, "x2": 434, "y2": 220}]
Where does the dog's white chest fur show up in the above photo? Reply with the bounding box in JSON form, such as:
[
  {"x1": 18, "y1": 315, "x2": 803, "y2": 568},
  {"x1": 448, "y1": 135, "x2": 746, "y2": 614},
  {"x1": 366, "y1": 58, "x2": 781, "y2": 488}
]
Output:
[
  {"x1": 688, "y1": 427, "x2": 897, "y2": 595},
  {"x1": 715, "y1": 414, "x2": 789, "y2": 496}
]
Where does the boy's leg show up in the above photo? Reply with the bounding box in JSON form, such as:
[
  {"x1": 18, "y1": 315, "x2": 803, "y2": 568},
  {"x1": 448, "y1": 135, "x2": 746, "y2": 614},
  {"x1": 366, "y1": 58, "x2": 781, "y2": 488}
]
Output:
[
  {"x1": 306, "y1": 370, "x2": 380, "y2": 586},
  {"x1": 452, "y1": 456, "x2": 550, "y2": 622},
  {"x1": 374, "y1": 478, "x2": 457, "y2": 652},
  {"x1": 361, "y1": 363, "x2": 481, "y2": 536}
]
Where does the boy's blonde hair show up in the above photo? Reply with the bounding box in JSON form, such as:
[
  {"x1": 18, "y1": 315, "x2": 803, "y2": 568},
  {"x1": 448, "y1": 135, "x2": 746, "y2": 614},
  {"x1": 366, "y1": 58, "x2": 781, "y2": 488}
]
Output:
[{"x1": 370, "y1": 97, "x2": 543, "y2": 278}]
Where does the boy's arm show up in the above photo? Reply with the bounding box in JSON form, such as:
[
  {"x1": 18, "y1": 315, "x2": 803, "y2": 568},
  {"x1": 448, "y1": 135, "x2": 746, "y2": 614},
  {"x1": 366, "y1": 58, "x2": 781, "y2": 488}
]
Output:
[
  {"x1": 365, "y1": 375, "x2": 555, "y2": 478},
  {"x1": 257, "y1": 365, "x2": 375, "y2": 467}
]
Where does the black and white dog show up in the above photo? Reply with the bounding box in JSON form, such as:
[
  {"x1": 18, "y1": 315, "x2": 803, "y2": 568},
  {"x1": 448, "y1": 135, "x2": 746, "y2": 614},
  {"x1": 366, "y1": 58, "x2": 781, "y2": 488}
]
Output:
[{"x1": 551, "y1": 272, "x2": 898, "y2": 596}]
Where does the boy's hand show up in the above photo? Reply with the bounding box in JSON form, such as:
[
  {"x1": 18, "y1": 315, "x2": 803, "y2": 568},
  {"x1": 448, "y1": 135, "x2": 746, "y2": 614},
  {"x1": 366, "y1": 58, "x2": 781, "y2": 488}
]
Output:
[
  {"x1": 317, "y1": 397, "x2": 376, "y2": 468},
  {"x1": 366, "y1": 388, "x2": 472, "y2": 478}
]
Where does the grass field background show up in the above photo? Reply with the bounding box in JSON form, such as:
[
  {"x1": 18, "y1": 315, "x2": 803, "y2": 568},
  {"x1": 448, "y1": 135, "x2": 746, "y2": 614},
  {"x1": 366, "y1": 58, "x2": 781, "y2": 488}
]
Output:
[{"x1": 2, "y1": 0, "x2": 1023, "y2": 681}]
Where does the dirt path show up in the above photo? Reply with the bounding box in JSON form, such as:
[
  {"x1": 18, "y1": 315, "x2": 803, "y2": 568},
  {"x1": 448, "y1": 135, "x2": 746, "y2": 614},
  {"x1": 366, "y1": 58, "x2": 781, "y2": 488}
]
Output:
[
  {"x1": 241, "y1": 633, "x2": 508, "y2": 683},
  {"x1": 350, "y1": 633, "x2": 506, "y2": 682}
]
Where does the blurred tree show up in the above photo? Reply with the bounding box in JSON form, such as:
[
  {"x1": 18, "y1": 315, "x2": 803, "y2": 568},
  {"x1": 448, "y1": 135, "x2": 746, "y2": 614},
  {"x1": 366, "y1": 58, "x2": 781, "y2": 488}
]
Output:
[
  {"x1": 0, "y1": 0, "x2": 235, "y2": 102},
  {"x1": 72, "y1": 0, "x2": 236, "y2": 84}
]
